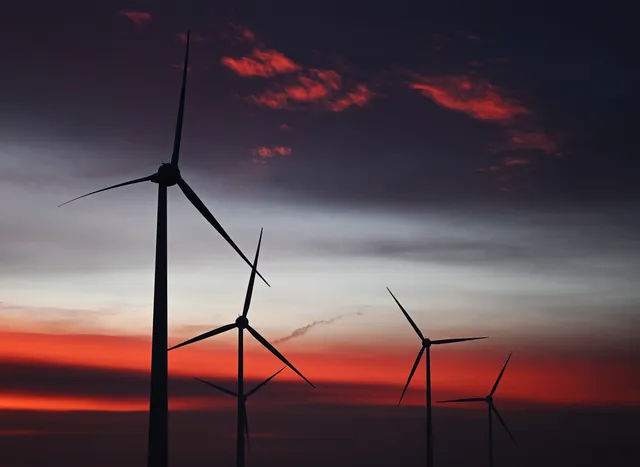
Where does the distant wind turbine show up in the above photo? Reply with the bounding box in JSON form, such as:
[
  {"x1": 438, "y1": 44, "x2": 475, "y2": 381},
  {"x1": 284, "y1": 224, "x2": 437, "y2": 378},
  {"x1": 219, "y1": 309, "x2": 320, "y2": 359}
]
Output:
[
  {"x1": 58, "y1": 31, "x2": 268, "y2": 467},
  {"x1": 387, "y1": 287, "x2": 487, "y2": 467},
  {"x1": 194, "y1": 367, "x2": 286, "y2": 455},
  {"x1": 169, "y1": 229, "x2": 314, "y2": 467},
  {"x1": 438, "y1": 352, "x2": 517, "y2": 467}
]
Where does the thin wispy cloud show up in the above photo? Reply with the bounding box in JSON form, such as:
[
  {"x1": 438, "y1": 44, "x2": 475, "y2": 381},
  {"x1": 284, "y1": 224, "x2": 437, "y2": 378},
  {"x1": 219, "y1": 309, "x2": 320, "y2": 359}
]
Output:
[
  {"x1": 119, "y1": 10, "x2": 153, "y2": 27},
  {"x1": 175, "y1": 32, "x2": 204, "y2": 44},
  {"x1": 272, "y1": 312, "x2": 364, "y2": 344}
]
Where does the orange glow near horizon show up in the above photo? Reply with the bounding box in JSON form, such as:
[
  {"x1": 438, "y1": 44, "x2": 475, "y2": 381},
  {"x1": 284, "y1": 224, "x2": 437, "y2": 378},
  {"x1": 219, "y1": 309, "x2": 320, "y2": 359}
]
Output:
[{"x1": 0, "y1": 329, "x2": 637, "y2": 412}]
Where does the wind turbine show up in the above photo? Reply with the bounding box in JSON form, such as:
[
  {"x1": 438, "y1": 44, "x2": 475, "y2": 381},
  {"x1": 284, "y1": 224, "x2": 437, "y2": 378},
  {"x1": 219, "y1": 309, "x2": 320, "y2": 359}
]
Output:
[
  {"x1": 169, "y1": 228, "x2": 314, "y2": 467},
  {"x1": 194, "y1": 367, "x2": 286, "y2": 456},
  {"x1": 387, "y1": 287, "x2": 487, "y2": 467},
  {"x1": 58, "y1": 31, "x2": 268, "y2": 467},
  {"x1": 438, "y1": 352, "x2": 517, "y2": 467}
]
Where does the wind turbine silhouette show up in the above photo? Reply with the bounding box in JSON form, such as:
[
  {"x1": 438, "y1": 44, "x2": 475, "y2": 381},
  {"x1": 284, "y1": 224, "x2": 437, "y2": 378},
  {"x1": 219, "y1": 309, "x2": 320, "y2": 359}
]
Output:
[
  {"x1": 194, "y1": 367, "x2": 286, "y2": 456},
  {"x1": 387, "y1": 287, "x2": 487, "y2": 467},
  {"x1": 169, "y1": 228, "x2": 314, "y2": 467},
  {"x1": 438, "y1": 352, "x2": 517, "y2": 467},
  {"x1": 58, "y1": 31, "x2": 268, "y2": 467}
]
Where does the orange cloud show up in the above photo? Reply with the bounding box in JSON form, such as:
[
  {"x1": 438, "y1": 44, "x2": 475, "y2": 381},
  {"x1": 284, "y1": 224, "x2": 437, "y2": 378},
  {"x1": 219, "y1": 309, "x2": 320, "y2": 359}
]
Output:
[
  {"x1": 175, "y1": 32, "x2": 205, "y2": 44},
  {"x1": 221, "y1": 48, "x2": 300, "y2": 77},
  {"x1": 409, "y1": 75, "x2": 529, "y2": 121},
  {"x1": 119, "y1": 11, "x2": 153, "y2": 27},
  {"x1": 0, "y1": 329, "x2": 637, "y2": 411}
]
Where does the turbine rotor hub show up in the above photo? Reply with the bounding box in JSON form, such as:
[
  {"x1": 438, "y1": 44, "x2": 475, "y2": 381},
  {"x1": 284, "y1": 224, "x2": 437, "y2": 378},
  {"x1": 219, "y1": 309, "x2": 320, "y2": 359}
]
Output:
[
  {"x1": 235, "y1": 316, "x2": 249, "y2": 329},
  {"x1": 486, "y1": 395, "x2": 493, "y2": 402},
  {"x1": 152, "y1": 163, "x2": 181, "y2": 186},
  {"x1": 422, "y1": 338, "x2": 431, "y2": 347}
]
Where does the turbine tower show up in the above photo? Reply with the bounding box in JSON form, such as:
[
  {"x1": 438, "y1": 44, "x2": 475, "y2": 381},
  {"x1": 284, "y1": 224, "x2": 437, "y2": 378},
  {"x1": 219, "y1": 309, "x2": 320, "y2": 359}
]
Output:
[
  {"x1": 387, "y1": 287, "x2": 487, "y2": 467},
  {"x1": 194, "y1": 367, "x2": 286, "y2": 456},
  {"x1": 58, "y1": 31, "x2": 268, "y2": 467},
  {"x1": 438, "y1": 352, "x2": 517, "y2": 467},
  {"x1": 169, "y1": 229, "x2": 314, "y2": 467}
]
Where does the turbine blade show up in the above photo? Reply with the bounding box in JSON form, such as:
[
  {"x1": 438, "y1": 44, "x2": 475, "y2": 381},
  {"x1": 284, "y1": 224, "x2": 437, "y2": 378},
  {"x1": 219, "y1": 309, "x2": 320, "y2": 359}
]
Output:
[
  {"x1": 168, "y1": 322, "x2": 236, "y2": 351},
  {"x1": 58, "y1": 175, "x2": 154, "y2": 207},
  {"x1": 193, "y1": 377, "x2": 237, "y2": 397},
  {"x1": 490, "y1": 352, "x2": 513, "y2": 396},
  {"x1": 177, "y1": 178, "x2": 270, "y2": 287},
  {"x1": 491, "y1": 403, "x2": 517, "y2": 445},
  {"x1": 247, "y1": 367, "x2": 285, "y2": 398},
  {"x1": 436, "y1": 397, "x2": 485, "y2": 403},
  {"x1": 244, "y1": 405, "x2": 251, "y2": 453},
  {"x1": 242, "y1": 229, "x2": 263, "y2": 318},
  {"x1": 398, "y1": 346, "x2": 425, "y2": 406},
  {"x1": 386, "y1": 288, "x2": 424, "y2": 340},
  {"x1": 246, "y1": 325, "x2": 315, "y2": 388},
  {"x1": 432, "y1": 337, "x2": 488, "y2": 345},
  {"x1": 171, "y1": 30, "x2": 190, "y2": 166}
]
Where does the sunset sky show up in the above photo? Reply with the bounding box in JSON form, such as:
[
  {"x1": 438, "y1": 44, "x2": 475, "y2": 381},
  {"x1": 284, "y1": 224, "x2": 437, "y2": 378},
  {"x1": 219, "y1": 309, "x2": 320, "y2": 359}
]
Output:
[{"x1": 0, "y1": 1, "x2": 638, "y2": 466}]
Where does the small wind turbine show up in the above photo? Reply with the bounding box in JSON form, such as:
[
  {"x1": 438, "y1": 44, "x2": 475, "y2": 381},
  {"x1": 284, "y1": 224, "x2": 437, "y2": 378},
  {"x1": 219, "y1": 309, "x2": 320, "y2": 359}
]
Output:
[
  {"x1": 194, "y1": 367, "x2": 286, "y2": 455},
  {"x1": 58, "y1": 31, "x2": 267, "y2": 467},
  {"x1": 169, "y1": 228, "x2": 314, "y2": 467},
  {"x1": 387, "y1": 287, "x2": 487, "y2": 467},
  {"x1": 438, "y1": 352, "x2": 517, "y2": 467}
]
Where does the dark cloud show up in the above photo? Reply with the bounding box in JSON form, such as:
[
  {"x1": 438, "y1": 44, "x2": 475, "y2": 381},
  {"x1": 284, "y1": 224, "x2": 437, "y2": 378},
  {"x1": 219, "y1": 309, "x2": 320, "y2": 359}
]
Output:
[{"x1": 0, "y1": 401, "x2": 638, "y2": 467}]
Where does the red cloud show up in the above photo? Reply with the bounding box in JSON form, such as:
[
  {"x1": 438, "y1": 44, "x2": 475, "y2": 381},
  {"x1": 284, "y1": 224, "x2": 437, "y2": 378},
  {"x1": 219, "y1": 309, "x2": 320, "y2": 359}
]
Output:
[
  {"x1": 250, "y1": 70, "x2": 373, "y2": 112},
  {"x1": 409, "y1": 75, "x2": 529, "y2": 121},
  {"x1": 221, "y1": 48, "x2": 300, "y2": 77},
  {"x1": 251, "y1": 146, "x2": 292, "y2": 164},
  {"x1": 175, "y1": 32, "x2": 204, "y2": 44},
  {"x1": 229, "y1": 23, "x2": 256, "y2": 42},
  {"x1": 119, "y1": 10, "x2": 152, "y2": 27},
  {"x1": 327, "y1": 84, "x2": 373, "y2": 112}
]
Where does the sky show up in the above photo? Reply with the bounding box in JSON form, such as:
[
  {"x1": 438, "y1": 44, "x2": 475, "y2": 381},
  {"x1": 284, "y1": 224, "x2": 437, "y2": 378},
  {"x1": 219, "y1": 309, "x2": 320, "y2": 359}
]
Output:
[{"x1": 0, "y1": 1, "x2": 639, "y2": 466}]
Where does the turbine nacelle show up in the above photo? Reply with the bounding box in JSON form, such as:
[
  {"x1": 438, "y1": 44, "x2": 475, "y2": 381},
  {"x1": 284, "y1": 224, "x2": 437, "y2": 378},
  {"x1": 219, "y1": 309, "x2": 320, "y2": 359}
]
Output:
[
  {"x1": 235, "y1": 315, "x2": 249, "y2": 329},
  {"x1": 422, "y1": 338, "x2": 432, "y2": 347},
  {"x1": 152, "y1": 163, "x2": 181, "y2": 186},
  {"x1": 486, "y1": 395, "x2": 493, "y2": 403}
]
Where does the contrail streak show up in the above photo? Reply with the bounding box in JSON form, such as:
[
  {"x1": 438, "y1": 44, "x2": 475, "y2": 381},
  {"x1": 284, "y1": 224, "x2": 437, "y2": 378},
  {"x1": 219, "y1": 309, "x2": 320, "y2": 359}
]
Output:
[{"x1": 273, "y1": 312, "x2": 363, "y2": 344}]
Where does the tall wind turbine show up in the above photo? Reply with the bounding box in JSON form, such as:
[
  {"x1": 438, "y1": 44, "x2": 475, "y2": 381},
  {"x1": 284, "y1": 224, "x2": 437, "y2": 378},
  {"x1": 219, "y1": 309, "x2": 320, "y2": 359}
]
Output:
[
  {"x1": 387, "y1": 288, "x2": 487, "y2": 467},
  {"x1": 58, "y1": 31, "x2": 268, "y2": 467},
  {"x1": 169, "y1": 229, "x2": 314, "y2": 467},
  {"x1": 194, "y1": 367, "x2": 286, "y2": 456},
  {"x1": 438, "y1": 352, "x2": 517, "y2": 467}
]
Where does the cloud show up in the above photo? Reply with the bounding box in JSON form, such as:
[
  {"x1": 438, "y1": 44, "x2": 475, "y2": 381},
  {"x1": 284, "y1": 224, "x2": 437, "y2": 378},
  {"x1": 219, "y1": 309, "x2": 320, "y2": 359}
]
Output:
[
  {"x1": 251, "y1": 146, "x2": 292, "y2": 164},
  {"x1": 221, "y1": 48, "x2": 301, "y2": 77},
  {"x1": 220, "y1": 30, "x2": 374, "y2": 112},
  {"x1": 229, "y1": 23, "x2": 256, "y2": 42},
  {"x1": 326, "y1": 84, "x2": 373, "y2": 112},
  {"x1": 119, "y1": 11, "x2": 152, "y2": 27},
  {"x1": 273, "y1": 312, "x2": 364, "y2": 344},
  {"x1": 280, "y1": 124, "x2": 291, "y2": 131},
  {"x1": 175, "y1": 32, "x2": 205, "y2": 44},
  {"x1": 250, "y1": 70, "x2": 373, "y2": 112},
  {"x1": 503, "y1": 130, "x2": 561, "y2": 155},
  {"x1": 409, "y1": 74, "x2": 529, "y2": 121}
]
